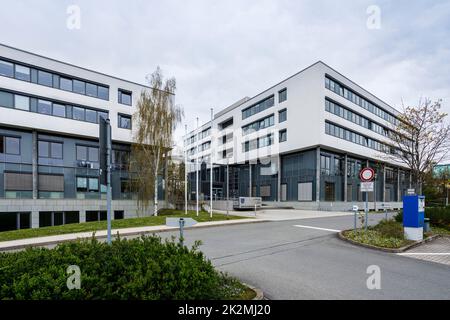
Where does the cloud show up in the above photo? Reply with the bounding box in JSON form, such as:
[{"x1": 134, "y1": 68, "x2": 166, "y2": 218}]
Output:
[{"x1": 0, "y1": 0, "x2": 449, "y2": 150}]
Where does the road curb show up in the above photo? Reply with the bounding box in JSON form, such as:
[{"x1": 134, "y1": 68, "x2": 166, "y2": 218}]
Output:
[
  {"x1": 337, "y1": 230, "x2": 442, "y2": 253},
  {"x1": 242, "y1": 283, "x2": 264, "y2": 300},
  {"x1": 0, "y1": 218, "x2": 269, "y2": 252}
]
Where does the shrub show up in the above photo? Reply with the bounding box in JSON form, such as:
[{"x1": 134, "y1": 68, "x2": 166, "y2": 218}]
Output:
[
  {"x1": 373, "y1": 219, "x2": 404, "y2": 239},
  {"x1": 0, "y1": 235, "x2": 245, "y2": 300},
  {"x1": 425, "y1": 206, "x2": 450, "y2": 227}
]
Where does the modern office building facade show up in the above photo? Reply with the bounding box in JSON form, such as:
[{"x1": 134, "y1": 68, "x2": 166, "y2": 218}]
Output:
[
  {"x1": 0, "y1": 44, "x2": 168, "y2": 231},
  {"x1": 184, "y1": 61, "x2": 411, "y2": 210}
]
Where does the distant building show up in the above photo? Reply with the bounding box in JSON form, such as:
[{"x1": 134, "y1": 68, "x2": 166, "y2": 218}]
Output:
[{"x1": 184, "y1": 61, "x2": 411, "y2": 211}]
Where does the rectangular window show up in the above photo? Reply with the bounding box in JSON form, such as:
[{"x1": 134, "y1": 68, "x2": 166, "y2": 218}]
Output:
[
  {"x1": 76, "y1": 145, "x2": 87, "y2": 161},
  {"x1": 50, "y1": 142, "x2": 63, "y2": 159},
  {"x1": 279, "y1": 129, "x2": 287, "y2": 143},
  {"x1": 5, "y1": 136, "x2": 20, "y2": 155},
  {"x1": 85, "y1": 109, "x2": 97, "y2": 123},
  {"x1": 278, "y1": 88, "x2": 287, "y2": 103},
  {"x1": 97, "y1": 86, "x2": 109, "y2": 100},
  {"x1": 73, "y1": 80, "x2": 86, "y2": 94},
  {"x1": 242, "y1": 95, "x2": 274, "y2": 119},
  {"x1": 86, "y1": 83, "x2": 98, "y2": 97},
  {"x1": 72, "y1": 106, "x2": 85, "y2": 121},
  {"x1": 76, "y1": 177, "x2": 87, "y2": 192},
  {"x1": 14, "y1": 95, "x2": 30, "y2": 111},
  {"x1": 0, "y1": 91, "x2": 14, "y2": 108},
  {"x1": 52, "y1": 103, "x2": 66, "y2": 117},
  {"x1": 60, "y1": 77, "x2": 73, "y2": 91},
  {"x1": 118, "y1": 114, "x2": 132, "y2": 129},
  {"x1": 279, "y1": 109, "x2": 287, "y2": 122},
  {"x1": 39, "y1": 141, "x2": 63, "y2": 159},
  {"x1": 118, "y1": 89, "x2": 132, "y2": 105},
  {"x1": 88, "y1": 147, "x2": 99, "y2": 162},
  {"x1": 88, "y1": 178, "x2": 99, "y2": 192},
  {"x1": 37, "y1": 99, "x2": 52, "y2": 115},
  {"x1": 37, "y1": 70, "x2": 53, "y2": 87},
  {"x1": 15, "y1": 65, "x2": 31, "y2": 81},
  {"x1": 0, "y1": 60, "x2": 14, "y2": 77}
]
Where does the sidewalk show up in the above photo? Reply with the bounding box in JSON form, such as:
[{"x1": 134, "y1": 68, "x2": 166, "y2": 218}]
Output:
[{"x1": 0, "y1": 218, "x2": 265, "y2": 252}]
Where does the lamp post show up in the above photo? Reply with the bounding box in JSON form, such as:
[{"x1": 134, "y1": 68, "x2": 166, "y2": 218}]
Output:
[
  {"x1": 210, "y1": 108, "x2": 213, "y2": 219},
  {"x1": 184, "y1": 124, "x2": 188, "y2": 215},
  {"x1": 195, "y1": 117, "x2": 199, "y2": 217}
]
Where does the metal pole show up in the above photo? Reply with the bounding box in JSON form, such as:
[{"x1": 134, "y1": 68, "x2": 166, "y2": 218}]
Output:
[
  {"x1": 226, "y1": 160, "x2": 229, "y2": 217},
  {"x1": 184, "y1": 125, "x2": 188, "y2": 215},
  {"x1": 106, "y1": 119, "x2": 112, "y2": 245},
  {"x1": 196, "y1": 117, "x2": 199, "y2": 217},
  {"x1": 210, "y1": 108, "x2": 213, "y2": 219},
  {"x1": 365, "y1": 192, "x2": 368, "y2": 230},
  {"x1": 354, "y1": 209, "x2": 357, "y2": 230}
]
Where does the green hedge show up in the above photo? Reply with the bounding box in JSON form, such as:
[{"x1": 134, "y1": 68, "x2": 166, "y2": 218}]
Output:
[
  {"x1": 0, "y1": 236, "x2": 245, "y2": 300},
  {"x1": 394, "y1": 206, "x2": 450, "y2": 227}
]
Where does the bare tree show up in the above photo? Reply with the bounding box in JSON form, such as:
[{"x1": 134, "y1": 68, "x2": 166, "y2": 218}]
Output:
[
  {"x1": 385, "y1": 98, "x2": 450, "y2": 194},
  {"x1": 130, "y1": 67, "x2": 183, "y2": 216}
]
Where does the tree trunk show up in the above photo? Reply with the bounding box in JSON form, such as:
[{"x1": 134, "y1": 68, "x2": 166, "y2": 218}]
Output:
[{"x1": 154, "y1": 176, "x2": 158, "y2": 216}]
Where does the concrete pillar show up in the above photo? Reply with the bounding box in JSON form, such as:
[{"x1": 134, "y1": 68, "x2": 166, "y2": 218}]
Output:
[
  {"x1": 32, "y1": 130, "x2": 38, "y2": 199},
  {"x1": 79, "y1": 210, "x2": 86, "y2": 223},
  {"x1": 397, "y1": 168, "x2": 401, "y2": 202},
  {"x1": 31, "y1": 210, "x2": 39, "y2": 228},
  {"x1": 344, "y1": 154, "x2": 348, "y2": 202},
  {"x1": 315, "y1": 147, "x2": 321, "y2": 202},
  {"x1": 382, "y1": 165, "x2": 386, "y2": 203},
  {"x1": 277, "y1": 154, "x2": 282, "y2": 202},
  {"x1": 409, "y1": 172, "x2": 412, "y2": 188}
]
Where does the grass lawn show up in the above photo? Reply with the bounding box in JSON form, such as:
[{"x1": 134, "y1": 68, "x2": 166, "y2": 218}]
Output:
[{"x1": 0, "y1": 209, "x2": 247, "y2": 242}]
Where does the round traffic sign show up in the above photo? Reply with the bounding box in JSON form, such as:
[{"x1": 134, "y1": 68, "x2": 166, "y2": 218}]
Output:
[{"x1": 359, "y1": 167, "x2": 375, "y2": 182}]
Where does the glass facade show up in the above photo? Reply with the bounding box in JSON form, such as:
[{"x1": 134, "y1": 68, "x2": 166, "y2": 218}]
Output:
[{"x1": 242, "y1": 95, "x2": 274, "y2": 120}]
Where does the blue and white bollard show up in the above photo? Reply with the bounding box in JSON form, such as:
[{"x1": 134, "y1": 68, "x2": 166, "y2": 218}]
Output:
[{"x1": 403, "y1": 195, "x2": 425, "y2": 241}]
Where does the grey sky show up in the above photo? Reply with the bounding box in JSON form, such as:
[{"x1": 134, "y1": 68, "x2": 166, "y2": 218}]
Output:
[{"x1": 0, "y1": 0, "x2": 449, "y2": 149}]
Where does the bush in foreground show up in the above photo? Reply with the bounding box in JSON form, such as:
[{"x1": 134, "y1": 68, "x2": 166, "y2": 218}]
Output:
[
  {"x1": 394, "y1": 206, "x2": 450, "y2": 229},
  {"x1": 0, "y1": 235, "x2": 247, "y2": 300}
]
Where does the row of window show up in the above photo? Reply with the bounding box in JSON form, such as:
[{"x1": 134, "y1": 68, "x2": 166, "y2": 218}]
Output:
[
  {"x1": 325, "y1": 99, "x2": 389, "y2": 137},
  {"x1": 325, "y1": 121, "x2": 391, "y2": 153},
  {"x1": 242, "y1": 133, "x2": 274, "y2": 152},
  {"x1": 185, "y1": 127, "x2": 212, "y2": 146},
  {"x1": 325, "y1": 76, "x2": 398, "y2": 125},
  {"x1": 0, "y1": 88, "x2": 109, "y2": 124},
  {"x1": 242, "y1": 114, "x2": 275, "y2": 135},
  {"x1": 0, "y1": 58, "x2": 110, "y2": 100},
  {"x1": 242, "y1": 95, "x2": 275, "y2": 120},
  {"x1": 198, "y1": 141, "x2": 211, "y2": 152}
]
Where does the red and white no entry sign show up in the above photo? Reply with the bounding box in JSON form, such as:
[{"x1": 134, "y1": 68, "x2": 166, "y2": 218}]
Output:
[{"x1": 359, "y1": 167, "x2": 375, "y2": 182}]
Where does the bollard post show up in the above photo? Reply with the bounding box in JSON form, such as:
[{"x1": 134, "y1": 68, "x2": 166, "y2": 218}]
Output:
[{"x1": 179, "y1": 218, "x2": 185, "y2": 246}]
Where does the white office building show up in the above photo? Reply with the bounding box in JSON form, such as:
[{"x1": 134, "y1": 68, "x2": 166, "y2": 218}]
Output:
[
  {"x1": 0, "y1": 44, "x2": 171, "y2": 231},
  {"x1": 184, "y1": 61, "x2": 411, "y2": 211}
]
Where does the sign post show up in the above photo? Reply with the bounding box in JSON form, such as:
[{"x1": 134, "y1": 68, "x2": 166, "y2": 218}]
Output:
[
  {"x1": 360, "y1": 167, "x2": 375, "y2": 231},
  {"x1": 166, "y1": 217, "x2": 197, "y2": 246},
  {"x1": 99, "y1": 117, "x2": 112, "y2": 245}
]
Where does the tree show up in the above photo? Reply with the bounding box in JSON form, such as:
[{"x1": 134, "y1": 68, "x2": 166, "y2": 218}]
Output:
[
  {"x1": 166, "y1": 160, "x2": 186, "y2": 207},
  {"x1": 130, "y1": 67, "x2": 183, "y2": 216},
  {"x1": 385, "y1": 98, "x2": 450, "y2": 194}
]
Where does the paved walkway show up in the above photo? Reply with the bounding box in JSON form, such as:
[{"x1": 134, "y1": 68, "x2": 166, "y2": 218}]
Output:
[
  {"x1": 0, "y1": 218, "x2": 263, "y2": 251},
  {"x1": 215, "y1": 208, "x2": 354, "y2": 221},
  {"x1": 397, "y1": 237, "x2": 450, "y2": 266}
]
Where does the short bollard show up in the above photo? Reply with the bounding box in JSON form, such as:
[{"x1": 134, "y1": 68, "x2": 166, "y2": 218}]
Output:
[{"x1": 352, "y1": 205, "x2": 359, "y2": 230}]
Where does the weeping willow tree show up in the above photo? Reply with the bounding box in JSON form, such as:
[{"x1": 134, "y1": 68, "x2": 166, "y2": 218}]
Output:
[{"x1": 130, "y1": 67, "x2": 183, "y2": 216}]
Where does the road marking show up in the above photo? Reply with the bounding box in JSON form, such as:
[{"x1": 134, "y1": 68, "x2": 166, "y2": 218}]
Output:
[
  {"x1": 293, "y1": 225, "x2": 341, "y2": 233},
  {"x1": 397, "y1": 253, "x2": 450, "y2": 256}
]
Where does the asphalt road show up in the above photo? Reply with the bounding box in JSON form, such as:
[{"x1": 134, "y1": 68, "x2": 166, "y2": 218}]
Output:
[{"x1": 158, "y1": 213, "x2": 450, "y2": 300}]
